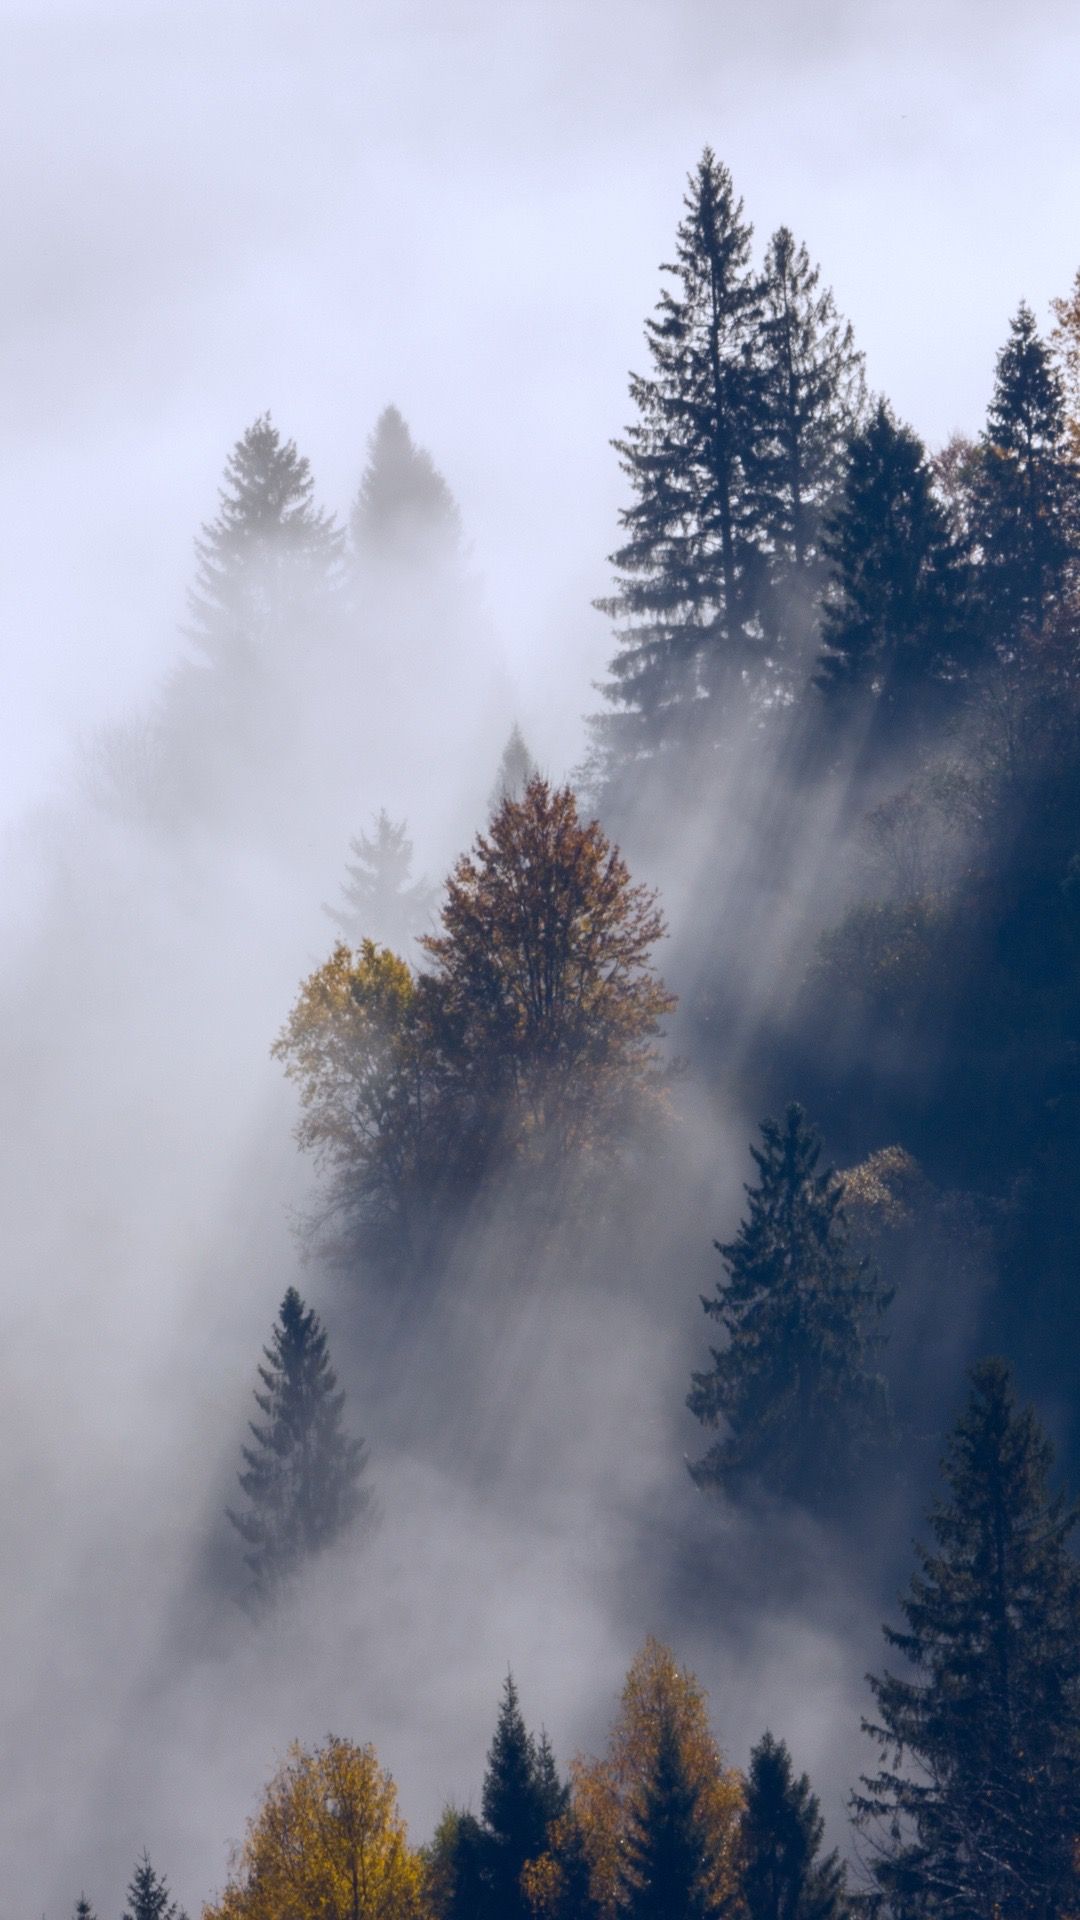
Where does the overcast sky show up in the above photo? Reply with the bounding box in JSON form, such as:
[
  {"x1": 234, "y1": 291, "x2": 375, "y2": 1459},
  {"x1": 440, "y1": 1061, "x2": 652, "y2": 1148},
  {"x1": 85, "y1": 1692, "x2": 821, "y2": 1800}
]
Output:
[{"x1": 4, "y1": 0, "x2": 1079, "y2": 811}]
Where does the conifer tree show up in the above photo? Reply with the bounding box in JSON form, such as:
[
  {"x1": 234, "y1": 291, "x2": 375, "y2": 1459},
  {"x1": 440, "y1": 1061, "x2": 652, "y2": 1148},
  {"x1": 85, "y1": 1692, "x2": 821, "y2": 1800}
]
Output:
[
  {"x1": 73, "y1": 1896, "x2": 97, "y2": 1920},
  {"x1": 490, "y1": 724, "x2": 539, "y2": 814},
  {"x1": 350, "y1": 404, "x2": 461, "y2": 561},
  {"x1": 973, "y1": 303, "x2": 1077, "y2": 638},
  {"x1": 122, "y1": 1852, "x2": 185, "y2": 1920},
  {"x1": 856, "y1": 1358, "x2": 1080, "y2": 1920},
  {"x1": 757, "y1": 226, "x2": 865, "y2": 671},
  {"x1": 228, "y1": 1287, "x2": 372, "y2": 1607},
  {"x1": 742, "y1": 1733, "x2": 846, "y2": 1920},
  {"x1": 621, "y1": 1703, "x2": 720, "y2": 1920},
  {"x1": 325, "y1": 809, "x2": 435, "y2": 952},
  {"x1": 687, "y1": 1104, "x2": 891, "y2": 1509},
  {"x1": 815, "y1": 401, "x2": 970, "y2": 732},
  {"x1": 592, "y1": 149, "x2": 765, "y2": 776},
  {"x1": 480, "y1": 1675, "x2": 563, "y2": 1920}
]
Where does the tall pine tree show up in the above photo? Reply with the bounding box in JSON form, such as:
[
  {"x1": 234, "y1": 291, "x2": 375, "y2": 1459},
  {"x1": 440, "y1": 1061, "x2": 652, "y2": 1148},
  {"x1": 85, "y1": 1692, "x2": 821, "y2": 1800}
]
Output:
[
  {"x1": 479, "y1": 1675, "x2": 565, "y2": 1920},
  {"x1": 228, "y1": 1287, "x2": 372, "y2": 1607},
  {"x1": 687, "y1": 1104, "x2": 891, "y2": 1510},
  {"x1": 591, "y1": 149, "x2": 765, "y2": 778},
  {"x1": 856, "y1": 1358, "x2": 1080, "y2": 1920},
  {"x1": 742, "y1": 1733, "x2": 846, "y2": 1920},
  {"x1": 122, "y1": 1853, "x2": 185, "y2": 1920},
  {"x1": 324, "y1": 809, "x2": 435, "y2": 952},
  {"x1": 620, "y1": 1702, "x2": 721, "y2": 1920}
]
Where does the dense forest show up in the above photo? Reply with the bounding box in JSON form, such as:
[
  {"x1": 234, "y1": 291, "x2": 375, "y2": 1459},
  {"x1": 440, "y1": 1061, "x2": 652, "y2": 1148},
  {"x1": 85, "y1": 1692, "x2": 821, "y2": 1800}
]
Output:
[{"x1": 9, "y1": 140, "x2": 1080, "y2": 1919}]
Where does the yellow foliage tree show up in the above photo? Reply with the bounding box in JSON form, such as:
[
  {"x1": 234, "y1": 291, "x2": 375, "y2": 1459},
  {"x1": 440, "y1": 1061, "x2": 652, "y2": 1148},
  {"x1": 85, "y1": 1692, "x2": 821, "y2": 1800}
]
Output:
[
  {"x1": 203, "y1": 1735, "x2": 429, "y2": 1920},
  {"x1": 525, "y1": 1638, "x2": 744, "y2": 1920},
  {"x1": 1051, "y1": 266, "x2": 1080, "y2": 464}
]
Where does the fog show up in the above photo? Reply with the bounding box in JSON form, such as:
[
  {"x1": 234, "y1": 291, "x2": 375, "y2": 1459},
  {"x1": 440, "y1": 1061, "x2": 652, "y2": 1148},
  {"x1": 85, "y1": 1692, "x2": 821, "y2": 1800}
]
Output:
[{"x1": 2, "y1": 2, "x2": 1074, "y2": 1912}]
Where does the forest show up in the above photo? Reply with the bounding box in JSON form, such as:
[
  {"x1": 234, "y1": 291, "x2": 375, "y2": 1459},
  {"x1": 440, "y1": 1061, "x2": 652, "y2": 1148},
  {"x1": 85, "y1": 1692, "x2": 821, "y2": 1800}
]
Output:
[{"x1": 7, "y1": 118, "x2": 1080, "y2": 1920}]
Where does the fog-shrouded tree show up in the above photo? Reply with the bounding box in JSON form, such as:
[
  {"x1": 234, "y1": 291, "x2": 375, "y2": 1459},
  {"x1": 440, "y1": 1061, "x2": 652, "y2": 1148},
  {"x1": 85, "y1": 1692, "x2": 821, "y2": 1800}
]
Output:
[
  {"x1": 973, "y1": 303, "x2": 1077, "y2": 640},
  {"x1": 688, "y1": 1104, "x2": 892, "y2": 1510},
  {"x1": 741, "y1": 1733, "x2": 846, "y2": 1920},
  {"x1": 815, "y1": 401, "x2": 971, "y2": 736},
  {"x1": 856, "y1": 1358, "x2": 1080, "y2": 1920},
  {"x1": 619, "y1": 1702, "x2": 725, "y2": 1920},
  {"x1": 757, "y1": 225, "x2": 865, "y2": 673},
  {"x1": 228, "y1": 1287, "x2": 372, "y2": 1606},
  {"x1": 591, "y1": 149, "x2": 765, "y2": 781},
  {"x1": 325, "y1": 810, "x2": 436, "y2": 953},
  {"x1": 122, "y1": 1852, "x2": 186, "y2": 1920},
  {"x1": 73, "y1": 1895, "x2": 97, "y2": 1920},
  {"x1": 490, "y1": 723, "x2": 539, "y2": 814},
  {"x1": 481, "y1": 1677, "x2": 567, "y2": 1920},
  {"x1": 1051, "y1": 264, "x2": 1080, "y2": 462},
  {"x1": 202, "y1": 1735, "x2": 426, "y2": 1920},
  {"x1": 350, "y1": 403, "x2": 462, "y2": 563}
]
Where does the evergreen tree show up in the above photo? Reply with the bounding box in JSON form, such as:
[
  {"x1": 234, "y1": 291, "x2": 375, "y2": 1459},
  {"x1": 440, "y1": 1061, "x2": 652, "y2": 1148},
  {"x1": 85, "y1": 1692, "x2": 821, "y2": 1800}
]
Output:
[
  {"x1": 856, "y1": 1358, "x2": 1080, "y2": 1920},
  {"x1": 591, "y1": 149, "x2": 765, "y2": 777},
  {"x1": 757, "y1": 226, "x2": 865, "y2": 672},
  {"x1": 973, "y1": 303, "x2": 1077, "y2": 638},
  {"x1": 480, "y1": 1675, "x2": 562, "y2": 1920},
  {"x1": 742, "y1": 1733, "x2": 846, "y2": 1920},
  {"x1": 228, "y1": 1287, "x2": 372, "y2": 1607},
  {"x1": 350, "y1": 404, "x2": 461, "y2": 562},
  {"x1": 122, "y1": 1852, "x2": 185, "y2": 1920},
  {"x1": 489, "y1": 724, "x2": 538, "y2": 814},
  {"x1": 815, "y1": 401, "x2": 971, "y2": 732},
  {"x1": 73, "y1": 1896, "x2": 97, "y2": 1920},
  {"x1": 188, "y1": 412, "x2": 343, "y2": 669},
  {"x1": 325, "y1": 809, "x2": 435, "y2": 951},
  {"x1": 687, "y1": 1104, "x2": 892, "y2": 1509},
  {"x1": 621, "y1": 1702, "x2": 720, "y2": 1920}
]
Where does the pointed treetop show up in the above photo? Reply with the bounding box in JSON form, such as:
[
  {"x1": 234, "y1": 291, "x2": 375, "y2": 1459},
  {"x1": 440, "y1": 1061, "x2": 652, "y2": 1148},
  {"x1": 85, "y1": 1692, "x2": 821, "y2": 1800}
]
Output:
[{"x1": 351, "y1": 405, "x2": 461, "y2": 557}]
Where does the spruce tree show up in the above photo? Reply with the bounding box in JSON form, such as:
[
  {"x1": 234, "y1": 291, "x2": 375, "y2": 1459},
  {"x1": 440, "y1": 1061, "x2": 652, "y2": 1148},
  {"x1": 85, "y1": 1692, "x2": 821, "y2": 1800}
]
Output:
[
  {"x1": 742, "y1": 1733, "x2": 846, "y2": 1920},
  {"x1": 687, "y1": 1104, "x2": 891, "y2": 1509},
  {"x1": 122, "y1": 1852, "x2": 185, "y2": 1920},
  {"x1": 350, "y1": 404, "x2": 461, "y2": 561},
  {"x1": 479, "y1": 1675, "x2": 562, "y2": 1920},
  {"x1": 815, "y1": 401, "x2": 970, "y2": 732},
  {"x1": 856, "y1": 1358, "x2": 1080, "y2": 1920},
  {"x1": 591, "y1": 149, "x2": 765, "y2": 776},
  {"x1": 324, "y1": 809, "x2": 435, "y2": 952},
  {"x1": 228, "y1": 1287, "x2": 372, "y2": 1607},
  {"x1": 621, "y1": 1703, "x2": 719, "y2": 1920},
  {"x1": 489, "y1": 724, "x2": 538, "y2": 814},
  {"x1": 757, "y1": 226, "x2": 865, "y2": 673},
  {"x1": 73, "y1": 1896, "x2": 97, "y2": 1920},
  {"x1": 973, "y1": 303, "x2": 1077, "y2": 638}
]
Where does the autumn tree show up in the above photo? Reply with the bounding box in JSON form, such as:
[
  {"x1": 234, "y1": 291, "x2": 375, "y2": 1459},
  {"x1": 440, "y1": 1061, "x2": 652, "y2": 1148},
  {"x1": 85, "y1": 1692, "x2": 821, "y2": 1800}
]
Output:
[
  {"x1": 741, "y1": 1733, "x2": 845, "y2": 1920},
  {"x1": 203, "y1": 1735, "x2": 427, "y2": 1920},
  {"x1": 325, "y1": 812, "x2": 436, "y2": 954},
  {"x1": 123, "y1": 1852, "x2": 186, "y2": 1920},
  {"x1": 688, "y1": 1105, "x2": 892, "y2": 1510},
  {"x1": 527, "y1": 1639, "x2": 743, "y2": 1920},
  {"x1": 228, "y1": 1287, "x2": 372, "y2": 1607},
  {"x1": 856, "y1": 1359, "x2": 1080, "y2": 1920}
]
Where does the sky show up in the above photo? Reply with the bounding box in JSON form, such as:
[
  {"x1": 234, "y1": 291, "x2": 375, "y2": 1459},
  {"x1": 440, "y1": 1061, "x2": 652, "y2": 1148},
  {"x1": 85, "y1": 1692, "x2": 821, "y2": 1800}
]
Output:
[{"x1": 4, "y1": 0, "x2": 1080, "y2": 816}]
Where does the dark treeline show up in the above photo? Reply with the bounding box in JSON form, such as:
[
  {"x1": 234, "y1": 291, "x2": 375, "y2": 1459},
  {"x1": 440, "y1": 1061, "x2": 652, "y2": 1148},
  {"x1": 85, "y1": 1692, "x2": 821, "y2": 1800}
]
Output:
[{"x1": 30, "y1": 151, "x2": 1080, "y2": 1918}]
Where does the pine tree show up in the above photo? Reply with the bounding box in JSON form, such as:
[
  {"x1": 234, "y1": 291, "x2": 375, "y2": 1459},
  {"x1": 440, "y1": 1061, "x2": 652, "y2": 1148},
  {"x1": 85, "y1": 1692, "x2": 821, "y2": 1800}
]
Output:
[
  {"x1": 122, "y1": 1852, "x2": 185, "y2": 1920},
  {"x1": 73, "y1": 1896, "x2": 97, "y2": 1920},
  {"x1": 188, "y1": 412, "x2": 343, "y2": 668},
  {"x1": 856, "y1": 1358, "x2": 1080, "y2": 1920},
  {"x1": 228, "y1": 1287, "x2": 372, "y2": 1607},
  {"x1": 489, "y1": 724, "x2": 538, "y2": 814},
  {"x1": 350, "y1": 404, "x2": 461, "y2": 562},
  {"x1": 973, "y1": 303, "x2": 1077, "y2": 638},
  {"x1": 621, "y1": 1702, "x2": 719, "y2": 1920},
  {"x1": 757, "y1": 226, "x2": 865, "y2": 674},
  {"x1": 324, "y1": 809, "x2": 435, "y2": 952},
  {"x1": 591, "y1": 149, "x2": 765, "y2": 777},
  {"x1": 687, "y1": 1104, "x2": 892, "y2": 1509},
  {"x1": 815, "y1": 401, "x2": 971, "y2": 733},
  {"x1": 742, "y1": 1733, "x2": 846, "y2": 1920},
  {"x1": 480, "y1": 1675, "x2": 562, "y2": 1920}
]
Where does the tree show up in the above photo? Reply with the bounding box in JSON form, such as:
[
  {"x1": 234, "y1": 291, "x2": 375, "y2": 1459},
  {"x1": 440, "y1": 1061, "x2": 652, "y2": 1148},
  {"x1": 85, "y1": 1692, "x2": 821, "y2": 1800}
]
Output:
[
  {"x1": 325, "y1": 812, "x2": 436, "y2": 953},
  {"x1": 536, "y1": 1639, "x2": 743, "y2": 1920},
  {"x1": 351, "y1": 404, "x2": 461, "y2": 563},
  {"x1": 481, "y1": 1677, "x2": 567, "y2": 1920},
  {"x1": 687, "y1": 1104, "x2": 892, "y2": 1510},
  {"x1": 123, "y1": 1852, "x2": 185, "y2": 1920},
  {"x1": 1051, "y1": 266, "x2": 1080, "y2": 464},
  {"x1": 973, "y1": 303, "x2": 1077, "y2": 639},
  {"x1": 856, "y1": 1358, "x2": 1080, "y2": 1920},
  {"x1": 228, "y1": 1287, "x2": 372, "y2": 1606},
  {"x1": 757, "y1": 225, "x2": 865, "y2": 672},
  {"x1": 815, "y1": 401, "x2": 971, "y2": 733},
  {"x1": 203, "y1": 1735, "x2": 427, "y2": 1920},
  {"x1": 490, "y1": 724, "x2": 539, "y2": 814},
  {"x1": 741, "y1": 1733, "x2": 845, "y2": 1920},
  {"x1": 73, "y1": 1896, "x2": 97, "y2": 1920},
  {"x1": 591, "y1": 149, "x2": 765, "y2": 778}
]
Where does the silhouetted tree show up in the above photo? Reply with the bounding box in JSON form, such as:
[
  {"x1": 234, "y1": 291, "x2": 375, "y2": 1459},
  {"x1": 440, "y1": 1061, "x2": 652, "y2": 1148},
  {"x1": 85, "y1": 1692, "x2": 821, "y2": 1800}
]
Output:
[
  {"x1": 973, "y1": 303, "x2": 1077, "y2": 639},
  {"x1": 228, "y1": 1288, "x2": 372, "y2": 1606},
  {"x1": 742, "y1": 1733, "x2": 845, "y2": 1920},
  {"x1": 815, "y1": 401, "x2": 971, "y2": 733},
  {"x1": 591, "y1": 149, "x2": 765, "y2": 777},
  {"x1": 856, "y1": 1358, "x2": 1080, "y2": 1920},
  {"x1": 490, "y1": 724, "x2": 539, "y2": 814},
  {"x1": 621, "y1": 1702, "x2": 723, "y2": 1920},
  {"x1": 481, "y1": 1676, "x2": 565, "y2": 1920},
  {"x1": 73, "y1": 1896, "x2": 97, "y2": 1920},
  {"x1": 688, "y1": 1105, "x2": 891, "y2": 1509},
  {"x1": 123, "y1": 1852, "x2": 185, "y2": 1920},
  {"x1": 325, "y1": 810, "x2": 435, "y2": 952}
]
